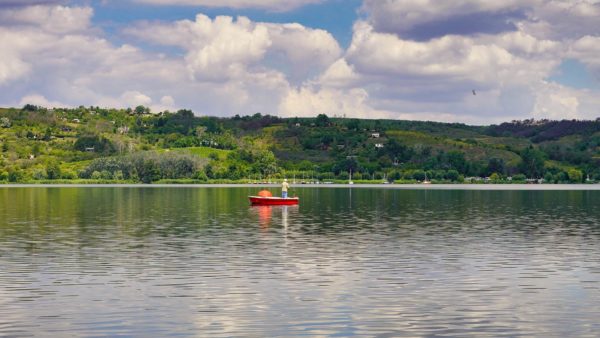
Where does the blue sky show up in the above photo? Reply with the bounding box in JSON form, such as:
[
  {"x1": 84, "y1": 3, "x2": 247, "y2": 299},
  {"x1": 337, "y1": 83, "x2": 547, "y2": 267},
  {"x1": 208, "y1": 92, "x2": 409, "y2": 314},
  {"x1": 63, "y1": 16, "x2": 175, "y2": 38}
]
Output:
[
  {"x1": 92, "y1": 0, "x2": 363, "y2": 47},
  {"x1": 549, "y1": 59, "x2": 600, "y2": 90},
  {"x1": 0, "y1": 0, "x2": 599, "y2": 123}
]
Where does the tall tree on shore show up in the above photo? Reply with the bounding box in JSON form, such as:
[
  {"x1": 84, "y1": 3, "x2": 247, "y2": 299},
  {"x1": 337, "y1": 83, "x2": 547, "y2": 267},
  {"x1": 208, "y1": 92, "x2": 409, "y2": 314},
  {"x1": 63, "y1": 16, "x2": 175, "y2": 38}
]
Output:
[{"x1": 519, "y1": 146, "x2": 546, "y2": 178}]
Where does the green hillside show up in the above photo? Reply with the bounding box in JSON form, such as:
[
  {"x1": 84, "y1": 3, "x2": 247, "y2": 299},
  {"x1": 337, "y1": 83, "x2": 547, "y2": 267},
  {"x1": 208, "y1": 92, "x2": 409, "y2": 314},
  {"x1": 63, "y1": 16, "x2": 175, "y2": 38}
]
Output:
[{"x1": 1, "y1": 105, "x2": 598, "y2": 184}]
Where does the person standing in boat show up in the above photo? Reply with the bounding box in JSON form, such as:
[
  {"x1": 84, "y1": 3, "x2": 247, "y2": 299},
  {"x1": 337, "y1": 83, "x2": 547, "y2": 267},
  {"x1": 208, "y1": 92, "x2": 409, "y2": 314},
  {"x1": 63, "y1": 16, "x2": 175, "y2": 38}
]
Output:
[{"x1": 281, "y1": 179, "x2": 289, "y2": 198}]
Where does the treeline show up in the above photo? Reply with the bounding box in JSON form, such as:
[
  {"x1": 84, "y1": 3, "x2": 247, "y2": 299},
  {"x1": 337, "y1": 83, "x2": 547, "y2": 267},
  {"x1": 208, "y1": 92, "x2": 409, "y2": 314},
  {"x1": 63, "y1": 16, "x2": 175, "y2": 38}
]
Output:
[
  {"x1": 1, "y1": 105, "x2": 599, "y2": 184},
  {"x1": 487, "y1": 119, "x2": 600, "y2": 142},
  {"x1": 80, "y1": 152, "x2": 205, "y2": 183}
]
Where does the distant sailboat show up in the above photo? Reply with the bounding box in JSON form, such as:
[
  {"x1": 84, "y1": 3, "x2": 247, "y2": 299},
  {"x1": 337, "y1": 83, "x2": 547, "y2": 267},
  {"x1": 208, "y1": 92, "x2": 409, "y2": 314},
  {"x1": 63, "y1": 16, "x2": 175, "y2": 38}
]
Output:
[
  {"x1": 422, "y1": 172, "x2": 431, "y2": 184},
  {"x1": 349, "y1": 170, "x2": 354, "y2": 185}
]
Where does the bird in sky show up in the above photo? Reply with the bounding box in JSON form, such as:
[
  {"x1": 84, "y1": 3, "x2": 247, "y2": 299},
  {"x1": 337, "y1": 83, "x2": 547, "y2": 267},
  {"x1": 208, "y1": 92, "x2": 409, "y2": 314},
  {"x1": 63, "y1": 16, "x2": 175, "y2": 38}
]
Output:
[{"x1": 472, "y1": 90, "x2": 477, "y2": 96}]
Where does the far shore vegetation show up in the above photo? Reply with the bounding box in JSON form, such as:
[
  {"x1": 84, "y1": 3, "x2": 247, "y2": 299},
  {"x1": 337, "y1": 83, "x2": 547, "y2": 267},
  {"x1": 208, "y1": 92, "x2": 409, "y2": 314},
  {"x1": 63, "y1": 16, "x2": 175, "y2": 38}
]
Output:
[{"x1": 1, "y1": 104, "x2": 599, "y2": 185}]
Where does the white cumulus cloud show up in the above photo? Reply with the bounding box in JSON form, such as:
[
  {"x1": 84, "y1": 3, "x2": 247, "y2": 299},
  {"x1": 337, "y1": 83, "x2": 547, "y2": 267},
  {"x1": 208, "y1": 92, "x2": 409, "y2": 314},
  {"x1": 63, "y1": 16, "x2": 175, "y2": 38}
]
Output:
[
  {"x1": 125, "y1": 14, "x2": 341, "y2": 83},
  {"x1": 1, "y1": 1, "x2": 599, "y2": 124}
]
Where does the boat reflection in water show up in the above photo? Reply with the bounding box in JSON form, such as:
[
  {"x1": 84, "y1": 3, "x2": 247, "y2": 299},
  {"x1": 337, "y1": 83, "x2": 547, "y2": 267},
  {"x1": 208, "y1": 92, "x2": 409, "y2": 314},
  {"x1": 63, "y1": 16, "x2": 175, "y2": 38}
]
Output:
[{"x1": 251, "y1": 205, "x2": 296, "y2": 231}]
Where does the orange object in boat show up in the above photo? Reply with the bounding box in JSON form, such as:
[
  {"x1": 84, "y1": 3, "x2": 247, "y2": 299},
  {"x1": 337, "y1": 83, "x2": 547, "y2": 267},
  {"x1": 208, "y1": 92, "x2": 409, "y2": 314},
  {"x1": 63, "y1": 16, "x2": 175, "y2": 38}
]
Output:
[{"x1": 258, "y1": 190, "x2": 273, "y2": 197}]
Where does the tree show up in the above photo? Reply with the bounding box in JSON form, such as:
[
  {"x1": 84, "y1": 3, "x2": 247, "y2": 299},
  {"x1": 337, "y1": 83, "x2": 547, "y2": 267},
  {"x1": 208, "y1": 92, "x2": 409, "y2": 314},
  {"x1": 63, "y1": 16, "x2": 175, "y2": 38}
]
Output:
[
  {"x1": 315, "y1": 114, "x2": 330, "y2": 127},
  {"x1": 445, "y1": 170, "x2": 460, "y2": 181},
  {"x1": 489, "y1": 172, "x2": 501, "y2": 181},
  {"x1": 346, "y1": 119, "x2": 360, "y2": 131},
  {"x1": 74, "y1": 135, "x2": 116, "y2": 155},
  {"x1": 334, "y1": 157, "x2": 360, "y2": 175},
  {"x1": 0, "y1": 117, "x2": 10, "y2": 128},
  {"x1": 1, "y1": 142, "x2": 8, "y2": 152},
  {"x1": 32, "y1": 143, "x2": 42, "y2": 156},
  {"x1": 8, "y1": 169, "x2": 23, "y2": 182},
  {"x1": 46, "y1": 161, "x2": 61, "y2": 180},
  {"x1": 519, "y1": 146, "x2": 546, "y2": 178},
  {"x1": 567, "y1": 168, "x2": 583, "y2": 183},
  {"x1": 254, "y1": 150, "x2": 278, "y2": 178},
  {"x1": 43, "y1": 127, "x2": 52, "y2": 141},
  {"x1": 486, "y1": 158, "x2": 505, "y2": 176},
  {"x1": 195, "y1": 126, "x2": 207, "y2": 139},
  {"x1": 22, "y1": 104, "x2": 38, "y2": 112},
  {"x1": 412, "y1": 170, "x2": 426, "y2": 181},
  {"x1": 135, "y1": 105, "x2": 147, "y2": 115},
  {"x1": 446, "y1": 151, "x2": 468, "y2": 173}
]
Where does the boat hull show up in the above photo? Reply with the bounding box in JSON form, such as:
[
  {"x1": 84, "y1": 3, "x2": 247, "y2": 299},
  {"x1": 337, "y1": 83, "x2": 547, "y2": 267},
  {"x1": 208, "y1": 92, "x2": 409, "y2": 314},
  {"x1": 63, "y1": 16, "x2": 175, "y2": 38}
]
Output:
[{"x1": 249, "y1": 196, "x2": 299, "y2": 205}]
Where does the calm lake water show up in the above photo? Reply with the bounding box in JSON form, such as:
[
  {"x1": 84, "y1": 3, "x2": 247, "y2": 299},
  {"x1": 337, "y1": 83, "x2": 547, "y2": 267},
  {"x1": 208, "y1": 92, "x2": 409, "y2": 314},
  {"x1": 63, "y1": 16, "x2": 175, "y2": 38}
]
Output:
[{"x1": 1, "y1": 186, "x2": 600, "y2": 337}]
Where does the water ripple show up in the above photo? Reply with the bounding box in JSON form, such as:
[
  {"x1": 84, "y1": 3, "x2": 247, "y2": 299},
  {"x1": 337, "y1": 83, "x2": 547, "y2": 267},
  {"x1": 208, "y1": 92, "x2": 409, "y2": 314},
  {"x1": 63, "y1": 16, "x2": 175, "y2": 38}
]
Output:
[{"x1": 1, "y1": 187, "x2": 600, "y2": 337}]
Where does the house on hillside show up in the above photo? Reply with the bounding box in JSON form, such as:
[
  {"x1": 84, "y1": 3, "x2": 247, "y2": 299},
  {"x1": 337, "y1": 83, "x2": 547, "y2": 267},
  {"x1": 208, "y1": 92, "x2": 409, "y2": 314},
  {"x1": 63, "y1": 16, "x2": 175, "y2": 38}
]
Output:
[
  {"x1": 375, "y1": 143, "x2": 384, "y2": 148},
  {"x1": 371, "y1": 132, "x2": 380, "y2": 138}
]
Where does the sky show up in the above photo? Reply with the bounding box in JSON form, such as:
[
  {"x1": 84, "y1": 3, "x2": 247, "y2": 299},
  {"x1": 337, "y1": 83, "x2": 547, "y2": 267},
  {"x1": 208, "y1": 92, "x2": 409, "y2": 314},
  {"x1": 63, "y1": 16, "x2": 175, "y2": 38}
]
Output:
[{"x1": 0, "y1": 0, "x2": 599, "y2": 124}]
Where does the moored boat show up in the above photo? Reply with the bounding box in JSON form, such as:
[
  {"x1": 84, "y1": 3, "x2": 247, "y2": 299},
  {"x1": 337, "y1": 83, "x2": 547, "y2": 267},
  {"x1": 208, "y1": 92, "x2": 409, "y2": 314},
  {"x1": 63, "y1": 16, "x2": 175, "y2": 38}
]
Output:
[{"x1": 249, "y1": 196, "x2": 299, "y2": 205}]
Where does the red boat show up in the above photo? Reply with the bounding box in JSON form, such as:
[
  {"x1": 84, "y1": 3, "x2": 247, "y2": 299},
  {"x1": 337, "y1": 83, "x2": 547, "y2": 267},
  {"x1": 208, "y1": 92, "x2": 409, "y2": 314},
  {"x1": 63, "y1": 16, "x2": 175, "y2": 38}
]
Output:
[{"x1": 249, "y1": 196, "x2": 299, "y2": 205}]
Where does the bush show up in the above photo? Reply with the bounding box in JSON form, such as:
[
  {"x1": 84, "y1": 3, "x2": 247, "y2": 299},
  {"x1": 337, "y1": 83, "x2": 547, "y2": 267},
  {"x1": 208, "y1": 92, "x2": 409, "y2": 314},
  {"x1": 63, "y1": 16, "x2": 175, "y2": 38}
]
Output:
[
  {"x1": 32, "y1": 169, "x2": 47, "y2": 180},
  {"x1": 0, "y1": 171, "x2": 8, "y2": 181},
  {"x1": 388, "y1": 170, "x2": 402, "y2": 181},
  {"x1": 113, "y1": 170, "x2": 124, "y2": 180},
  {"x1": 194, "y1": 170, "x2": 208, "y2": 181},
  {"x1": 8, "y1": 169, "x2": 23, "y2": 182},
  {"x1": 445, "y1": 170, "x2": 460, "y2": 181},
  {"x1": 0, "y1": 117, "x2": 11, "y2": 128},
  {"x1": 45, "y1": 161, "x2": 61, "y2": 180},
  {"x1": 489, "y1": 173, "x2": 501, "y2": 182},
  {"x1": 61, "y1": 170, "x2": 76, "y2": 180},
  {"x1": 555, "y1": 171, "x2": 568, "y2": 183},
  {"x1": 512, "y1": 174, "x2": 527, "y2": 182},
  {"x1": 412, "y1": 170, "x2": 426, "y2": 181},
  {"x1": 567, "y1": 169, "x2": 583, "y2": 183},
  {"x1": 100, "y1": 170, "x2": 112, "y2": 180}
]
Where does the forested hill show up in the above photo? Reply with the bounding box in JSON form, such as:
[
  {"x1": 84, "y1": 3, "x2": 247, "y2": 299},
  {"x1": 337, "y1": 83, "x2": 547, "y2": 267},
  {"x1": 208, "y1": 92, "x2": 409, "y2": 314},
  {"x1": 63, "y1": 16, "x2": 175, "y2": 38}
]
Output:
[{"x1": 1, "y1": 105, "x2": 599, "y2": 183}]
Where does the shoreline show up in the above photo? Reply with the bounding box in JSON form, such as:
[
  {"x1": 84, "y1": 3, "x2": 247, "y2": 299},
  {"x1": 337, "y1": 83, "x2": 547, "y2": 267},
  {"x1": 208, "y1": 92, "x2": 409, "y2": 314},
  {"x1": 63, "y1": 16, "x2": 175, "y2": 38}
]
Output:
[{"x1": 1, "y1": 183, "x2": 600, "y2": 190}]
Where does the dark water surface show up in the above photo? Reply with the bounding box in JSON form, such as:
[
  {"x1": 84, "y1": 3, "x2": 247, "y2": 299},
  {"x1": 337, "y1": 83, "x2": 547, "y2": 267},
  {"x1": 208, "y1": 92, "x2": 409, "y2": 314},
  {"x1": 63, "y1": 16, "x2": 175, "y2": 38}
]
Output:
[{"x1": 1, "y1": 187, "x2": 600, "y2": 337}]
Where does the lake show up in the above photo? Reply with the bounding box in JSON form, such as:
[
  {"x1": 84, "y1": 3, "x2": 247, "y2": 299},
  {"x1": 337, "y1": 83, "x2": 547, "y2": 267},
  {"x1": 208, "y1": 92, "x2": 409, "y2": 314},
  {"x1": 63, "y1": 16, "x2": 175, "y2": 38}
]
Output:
[{"x1": 1, "y1": 186, "x2": 600, "y2": 337}]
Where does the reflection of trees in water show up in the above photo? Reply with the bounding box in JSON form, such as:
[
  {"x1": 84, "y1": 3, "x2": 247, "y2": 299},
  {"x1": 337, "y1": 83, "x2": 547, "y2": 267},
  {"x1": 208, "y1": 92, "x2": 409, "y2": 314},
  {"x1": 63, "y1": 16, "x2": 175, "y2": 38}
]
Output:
[
  {"x1": 1, "y1": 188, "x2": 600, "y2": 250},
  {"x1": 0, "y1": 187, "x2": 260, "y2": 251},
  {"x1": 283, "y1": 188, "x2": 600, "y2": 237}
]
